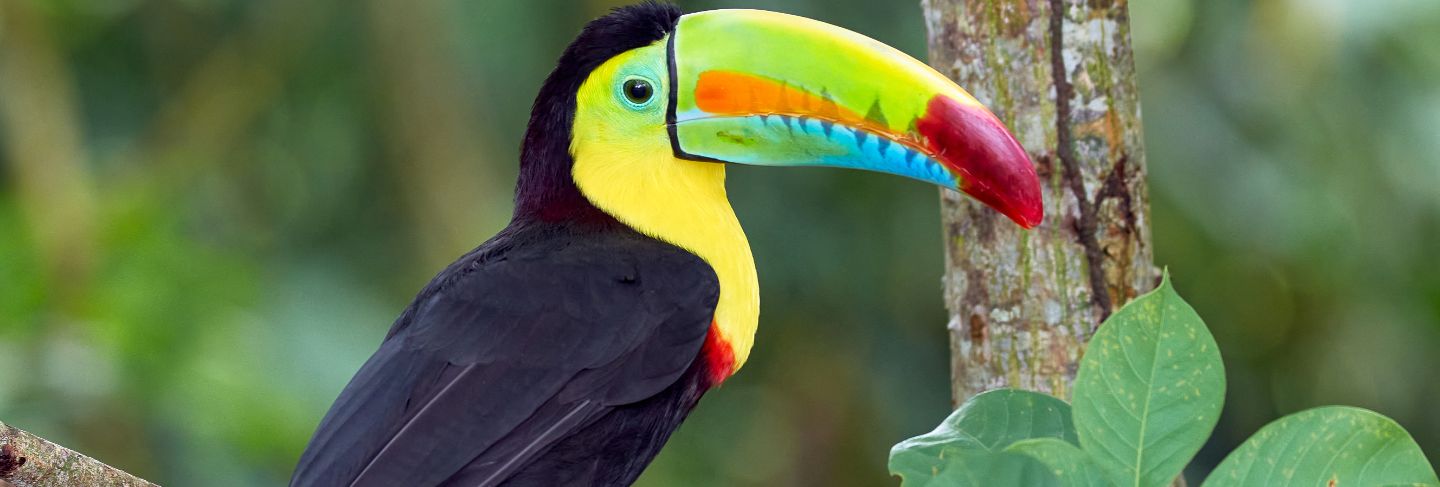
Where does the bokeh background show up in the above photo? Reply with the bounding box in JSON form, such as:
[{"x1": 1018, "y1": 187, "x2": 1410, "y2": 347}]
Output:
[{"x1": 0, "y1": 0, "x2": 1436, "y2": 485}]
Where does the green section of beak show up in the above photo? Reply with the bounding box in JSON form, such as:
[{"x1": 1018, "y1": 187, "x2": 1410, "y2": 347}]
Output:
[
  {"x1": 665, "y1": 9, "x2": 1044, "y2": 228},
  {"x1": 669, "y1": 9, "x2": 957, "y2": 133}
]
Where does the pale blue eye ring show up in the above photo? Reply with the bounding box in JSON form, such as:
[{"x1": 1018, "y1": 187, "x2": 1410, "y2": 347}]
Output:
[{"x1": 619, "y1": 76, "x2": 656, "y2": 109}]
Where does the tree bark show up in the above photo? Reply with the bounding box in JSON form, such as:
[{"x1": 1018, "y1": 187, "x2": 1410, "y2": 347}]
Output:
[
  {"x1": 0, "y1": 421, "x2": 158, "y2": 487},
  {"x1": 923, "y1": 0, "x2": 1157, "y2": 404}
]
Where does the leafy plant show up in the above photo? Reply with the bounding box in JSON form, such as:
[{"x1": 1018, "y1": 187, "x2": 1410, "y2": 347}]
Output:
[{"x1": 889, "y1": 272, "x2": 1440, "y2": 487}]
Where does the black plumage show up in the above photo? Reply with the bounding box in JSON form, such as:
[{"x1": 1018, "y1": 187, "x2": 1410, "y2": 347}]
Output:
[
  {"x1": 291, "y1": 4, "x2": 725, "y2": 486},
  {"x1": 291, "y1": 220, "x2": 720, "y2": 486}
]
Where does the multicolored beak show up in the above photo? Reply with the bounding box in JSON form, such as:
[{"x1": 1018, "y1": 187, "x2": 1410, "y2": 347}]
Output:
[{"x1": 666, "y1": 10, "x2": 1043, "y2": 228}]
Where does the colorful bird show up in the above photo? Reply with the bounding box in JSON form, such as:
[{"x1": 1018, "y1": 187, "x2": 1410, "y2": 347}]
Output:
[{"x1": 290, "y1": 3, "x2": 1041, "y2": 486}]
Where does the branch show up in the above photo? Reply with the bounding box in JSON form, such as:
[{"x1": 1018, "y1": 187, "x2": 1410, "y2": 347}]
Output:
[{"x1": 0, "y1": 421, "x2": 158, "y2": 487}]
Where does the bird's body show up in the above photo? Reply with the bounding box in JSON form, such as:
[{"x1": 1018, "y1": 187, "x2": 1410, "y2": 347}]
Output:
[
  {"x1": 292, "y1": 216, "x2": 728, "y2": 486},
  {"x1": 292, "y1": 3, "x2": 1041, "y2": 486}
]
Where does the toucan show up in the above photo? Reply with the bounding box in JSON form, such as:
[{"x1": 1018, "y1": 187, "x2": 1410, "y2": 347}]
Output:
[{"x1": 291, "y1": 3, "x2": 1041, "y2": 486}]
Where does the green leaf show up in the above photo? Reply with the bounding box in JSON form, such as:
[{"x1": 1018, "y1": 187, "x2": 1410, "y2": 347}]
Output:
[
  {"x1": 1006, "y1": 438, "x2": 1110, "y2": 487},
  {"x1": 889, "y1": 389, "x2": 1078, "y2": 486},
  {"x1": 1201, "y1": 406, "x2": 1440, "y2": 487},
  {"x1": 896, "y1": 449, "x2": 1063, "y2": 487},
  {"x1": 891, "y1": 388, "x2": 1078, "y2": 460},
  {"x1": 1072, "y1": 271, "x2": 1225, "y2": 487}
]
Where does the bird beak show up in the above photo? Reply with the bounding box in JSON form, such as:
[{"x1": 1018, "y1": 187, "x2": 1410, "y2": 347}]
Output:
[{"x1": 667, "y1": 10, "x2": 1043, "y2": 228}]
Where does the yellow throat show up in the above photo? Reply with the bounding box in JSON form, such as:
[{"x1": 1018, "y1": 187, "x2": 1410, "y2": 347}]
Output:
[{"x1": 568, "y1": 42, "x2": 760, "y2": 372}]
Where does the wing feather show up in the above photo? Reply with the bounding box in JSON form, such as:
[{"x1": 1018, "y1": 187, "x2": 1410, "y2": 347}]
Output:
[{"x1": 290, "y1": 228, "x2": 718, "y2": 487}]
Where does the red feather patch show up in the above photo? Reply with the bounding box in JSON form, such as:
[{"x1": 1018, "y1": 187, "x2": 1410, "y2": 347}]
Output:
[{"x1": 701, "y1": 322, "x2": 736, "y2": 386}]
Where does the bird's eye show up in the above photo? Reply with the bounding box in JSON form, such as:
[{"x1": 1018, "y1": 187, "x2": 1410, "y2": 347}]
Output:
[{"x1": 622, "y1": 78, "x2": 653, "y2": 106}]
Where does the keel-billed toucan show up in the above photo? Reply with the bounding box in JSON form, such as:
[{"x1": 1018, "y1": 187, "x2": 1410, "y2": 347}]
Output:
[{"x1": 291, "y1": 3, "x2": 1041, "y2": 486}]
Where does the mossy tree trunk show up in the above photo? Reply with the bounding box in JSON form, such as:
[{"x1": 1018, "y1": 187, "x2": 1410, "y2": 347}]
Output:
[{"x1": 923, "y1": 0, "x2": 1157, "y2": 404}]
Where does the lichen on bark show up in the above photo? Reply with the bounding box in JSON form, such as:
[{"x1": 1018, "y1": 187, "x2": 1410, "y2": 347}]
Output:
[
  {"x1": 923, "y1": 0, "x2": 1157, "y2": 404},
  {"x1": 1, "y1": 421, "x2": 158, "y2": 487}
]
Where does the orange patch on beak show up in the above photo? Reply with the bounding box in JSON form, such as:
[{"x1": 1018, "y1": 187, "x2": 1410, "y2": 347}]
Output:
[{"x1": 691, "y1": 71, "x2": 927, "y2": 153}]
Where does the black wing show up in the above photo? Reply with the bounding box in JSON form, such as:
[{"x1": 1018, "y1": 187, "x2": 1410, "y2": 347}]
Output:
[{"x1": 290, "y1": 228, "x2": 719, "y2": 487}]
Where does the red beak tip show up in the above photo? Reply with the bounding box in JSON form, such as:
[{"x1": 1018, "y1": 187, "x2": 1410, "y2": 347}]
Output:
[
  {"x1": 992, "y1": 167, "x2": 1044, "y2": 229},
  {"x1": 1016, "y1": 207, "x2": 1044, "y2": 229},
  {"x1": 919, "y1": 96, "x2": 1045, "y2": 230}
]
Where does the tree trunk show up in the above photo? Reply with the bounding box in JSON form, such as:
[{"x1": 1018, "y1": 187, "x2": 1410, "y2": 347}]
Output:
[
  {"x1": 0, "y1": 421, "x2": 158, "y2": 487},
  {"x1": 923, "y1": 0, "x2": 1157, "y2": 404}
]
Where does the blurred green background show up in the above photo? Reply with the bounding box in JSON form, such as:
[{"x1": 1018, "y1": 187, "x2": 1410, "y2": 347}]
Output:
[{"x1": 0, "y1": 0, "x2": 1436, "y2": 485}]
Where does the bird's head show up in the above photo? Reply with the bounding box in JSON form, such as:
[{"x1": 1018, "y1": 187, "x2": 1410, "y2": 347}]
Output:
[
  {"x1": 512, "y1": 2, "x2": 1043, "y2": 371},
  {"x1": 515, "y1": 2, "x2": 1042, "y2": 230}
]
